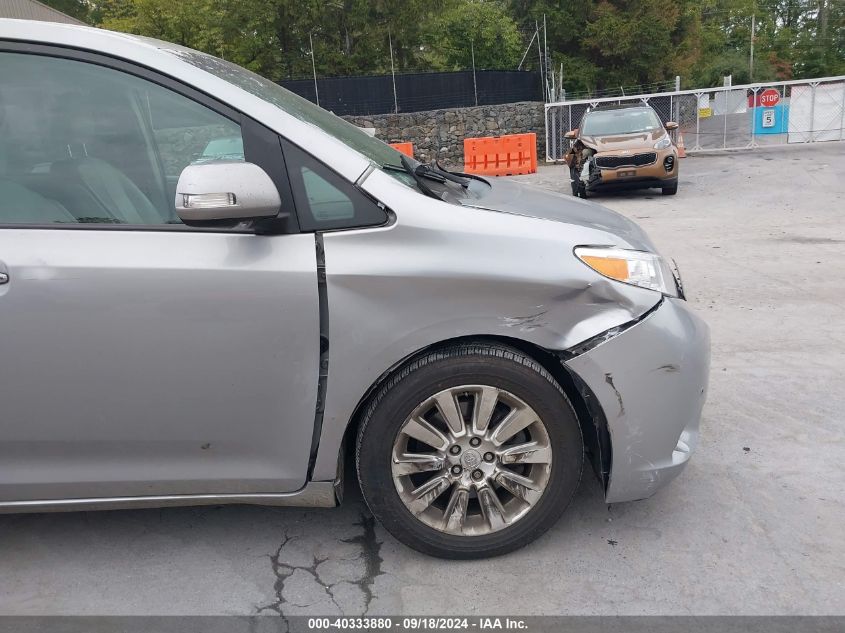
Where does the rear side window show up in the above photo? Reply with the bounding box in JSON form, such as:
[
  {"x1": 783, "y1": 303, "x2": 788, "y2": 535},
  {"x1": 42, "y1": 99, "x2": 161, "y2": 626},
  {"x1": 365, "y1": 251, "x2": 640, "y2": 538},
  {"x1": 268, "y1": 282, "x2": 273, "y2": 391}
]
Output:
[
  {"x1": 0, "y1": 52, "x2": 242, "y2": 226},
  {"x1": 282, "y1": 139, "x2": 387, "y2": 232}
]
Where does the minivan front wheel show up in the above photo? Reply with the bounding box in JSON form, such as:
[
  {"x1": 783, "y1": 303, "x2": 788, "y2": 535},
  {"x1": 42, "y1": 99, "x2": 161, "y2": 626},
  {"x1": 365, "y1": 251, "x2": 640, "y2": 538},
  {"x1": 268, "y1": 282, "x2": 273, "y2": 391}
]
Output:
[{"x1": 356, "y1": 343, "x2": 583, "y2": 559}]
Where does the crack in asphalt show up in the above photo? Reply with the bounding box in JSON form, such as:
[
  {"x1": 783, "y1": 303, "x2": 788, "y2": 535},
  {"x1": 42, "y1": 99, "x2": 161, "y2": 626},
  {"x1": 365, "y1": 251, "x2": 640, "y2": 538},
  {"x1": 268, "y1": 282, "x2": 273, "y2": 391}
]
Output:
[
  {"x1": 258, "y1": 531, "x2": 295, "y2": 616},
  {"x1": 257, "y1": 510, "x2": 384, "y2": 616},
  {"x1": 340, "y1": 511, "x2": 384, "y2": 614}
]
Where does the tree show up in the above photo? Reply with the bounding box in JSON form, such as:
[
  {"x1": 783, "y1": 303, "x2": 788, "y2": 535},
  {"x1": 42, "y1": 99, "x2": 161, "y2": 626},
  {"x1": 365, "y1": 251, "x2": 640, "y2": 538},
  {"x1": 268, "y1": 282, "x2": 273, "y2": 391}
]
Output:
[
  {"x1": 791, "y1": 0, "x2": 845, "y2": 78},
  {"x1": 422, "y1": 1, "x2": 523, "y2": 70},
  {"x1": 38, "y1": 0, "x2": 92, "y2": 22},
  {"x1": 90, "y1": 0, "x2": 843, "y2": 92},
  {"x1": 507, "y1": 0, "x2": 704, "y2": 94}
]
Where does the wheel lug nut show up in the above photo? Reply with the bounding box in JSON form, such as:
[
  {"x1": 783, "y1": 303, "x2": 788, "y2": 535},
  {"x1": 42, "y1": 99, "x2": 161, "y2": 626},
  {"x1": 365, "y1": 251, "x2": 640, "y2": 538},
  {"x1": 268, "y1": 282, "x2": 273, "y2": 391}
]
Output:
[
  {"x1": 451, "y1": 465, "x2": 462, "y2": 475},
  {"x1": 483, "y1": 452, "x2": 495, "y2": 462},
  {"x1": 469, "y1": 437, "x2": 481, "y2": 447},
  {"x1": 472, "y1": 469, "x2": 484, "y2": 481},
  {"x1": 449, "y1": 445, "x2": 461, "y2": 455}
]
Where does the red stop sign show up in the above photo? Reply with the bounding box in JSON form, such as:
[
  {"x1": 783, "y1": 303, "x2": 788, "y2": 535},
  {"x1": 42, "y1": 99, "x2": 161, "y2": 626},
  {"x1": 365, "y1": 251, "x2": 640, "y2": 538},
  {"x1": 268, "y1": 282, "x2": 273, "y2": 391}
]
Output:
[{"x1": 759, "y1": 89, "x2": 780, "y2": 107}]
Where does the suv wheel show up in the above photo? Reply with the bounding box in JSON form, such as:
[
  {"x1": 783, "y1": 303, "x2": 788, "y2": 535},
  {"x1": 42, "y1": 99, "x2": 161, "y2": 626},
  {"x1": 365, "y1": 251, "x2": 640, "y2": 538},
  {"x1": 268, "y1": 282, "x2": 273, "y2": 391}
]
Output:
[
  {"x1": 662, "y1": 182, "x2": 678, "y2": 195},
  {"x1": 356, "y1": 343, "x2": 583, "y2": 559}
]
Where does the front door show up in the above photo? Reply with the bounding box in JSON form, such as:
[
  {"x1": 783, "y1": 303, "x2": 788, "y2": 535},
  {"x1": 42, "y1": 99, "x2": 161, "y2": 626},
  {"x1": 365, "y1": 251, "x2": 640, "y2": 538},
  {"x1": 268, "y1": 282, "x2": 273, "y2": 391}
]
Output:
[{"x1": 0, "y1": 50, "x2": 319, "y2": 501}]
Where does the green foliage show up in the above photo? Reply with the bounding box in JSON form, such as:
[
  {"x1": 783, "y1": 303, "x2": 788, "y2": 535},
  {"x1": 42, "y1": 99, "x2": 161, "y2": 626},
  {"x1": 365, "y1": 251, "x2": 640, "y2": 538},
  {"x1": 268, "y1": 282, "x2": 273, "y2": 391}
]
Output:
[
  {"x1": 38, "y1": 0, "x2": 91, "y2": 21},
  {"x1": 581, "y1": 0, "x2": 694, "y2": 86},
  {"x1": 42, "y1": 0, "x2": 841, "y2": 91},
  {"x1": 422, "y1": 1, "x2": 523, "y2": 70}
]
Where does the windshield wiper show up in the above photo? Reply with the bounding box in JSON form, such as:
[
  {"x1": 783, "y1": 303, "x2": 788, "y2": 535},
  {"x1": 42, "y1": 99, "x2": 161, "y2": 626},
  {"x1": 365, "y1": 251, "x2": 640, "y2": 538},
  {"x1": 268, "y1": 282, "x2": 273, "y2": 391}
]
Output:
[
  {"x1": 383, "y1": 160, "x2": 445, "y2": 182},
  {"x1": 384, "y1": 156, "x2": 443, "y2": 200},
  {"x1": 383, "y1": 157, "x2": 487, "y2": 197},
  {"x1": 384, "y1": 159, "x2": 476, "y2": 187},
  {"x1": 433, "y1": 160, "x2": 489, "y2": 187}
]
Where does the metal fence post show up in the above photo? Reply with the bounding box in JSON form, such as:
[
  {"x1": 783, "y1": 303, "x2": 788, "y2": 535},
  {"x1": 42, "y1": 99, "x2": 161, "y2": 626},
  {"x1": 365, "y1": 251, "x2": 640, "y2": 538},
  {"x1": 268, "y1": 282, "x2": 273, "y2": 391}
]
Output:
[
  {"x1": 840, "y1": 81, "x2": 845, "y2": 141},
  {"x1": 750, "y1": 87, "x2": 758, "y2": 148},
  {"x1": 544, "y1": 103, "x2": 549, "y2": 161},
  {"x1": 675, "y1": 75, "x2": 681, "y2": 123},
  {"x1": 809, "y1": 82, "x2": 818, "y2": 142},
  {"x1": 694, "y1": 92, "x2": 702, "y2": 150},
  {"x1": 309, "y1": 32, "x2": 320, "y2": 107},
  {"x1": 388, "y1": 31, "x2": 398, "y2": 114},
  {"x1": 782, "y1": 84, "x2": 789, "y2": 146},
  {"x1": 470, "y1": 40, "x2": 478, "y2": 107}
]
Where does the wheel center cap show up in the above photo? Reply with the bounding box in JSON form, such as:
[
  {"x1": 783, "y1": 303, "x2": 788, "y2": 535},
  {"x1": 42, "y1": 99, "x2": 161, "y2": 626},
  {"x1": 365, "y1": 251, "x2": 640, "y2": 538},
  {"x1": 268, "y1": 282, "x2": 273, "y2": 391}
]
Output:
[{"x1": 461, "y1": 449, "x2": 482, "y2": 470}]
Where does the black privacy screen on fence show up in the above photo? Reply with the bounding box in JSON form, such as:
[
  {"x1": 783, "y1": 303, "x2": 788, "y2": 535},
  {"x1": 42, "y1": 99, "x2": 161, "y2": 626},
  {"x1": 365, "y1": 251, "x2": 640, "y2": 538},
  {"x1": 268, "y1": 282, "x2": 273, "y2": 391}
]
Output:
[{"x1": 279, "y1": 70, "x2": 543, "y2": 116}]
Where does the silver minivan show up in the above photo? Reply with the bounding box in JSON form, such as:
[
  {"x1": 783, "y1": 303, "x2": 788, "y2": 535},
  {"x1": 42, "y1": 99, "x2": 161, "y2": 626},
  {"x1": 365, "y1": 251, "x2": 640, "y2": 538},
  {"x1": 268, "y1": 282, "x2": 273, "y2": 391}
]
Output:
[{"x1": 0, "y1": 20, "x2": 709, "y2": 558}]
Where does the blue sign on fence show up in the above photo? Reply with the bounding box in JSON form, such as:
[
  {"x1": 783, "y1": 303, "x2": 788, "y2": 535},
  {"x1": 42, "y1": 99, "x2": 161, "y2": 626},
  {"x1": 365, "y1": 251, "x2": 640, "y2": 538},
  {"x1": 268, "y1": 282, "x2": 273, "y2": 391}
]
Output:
[{"x1": 752, "y1": 104, "x2": 789, "y2": 134}]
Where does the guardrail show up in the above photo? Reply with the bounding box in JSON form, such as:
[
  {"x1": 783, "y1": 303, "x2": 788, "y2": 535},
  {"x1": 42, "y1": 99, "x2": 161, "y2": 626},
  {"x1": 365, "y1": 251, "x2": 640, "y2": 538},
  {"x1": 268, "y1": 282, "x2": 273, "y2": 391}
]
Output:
[
  {"x1": 545, "y1": 76, "x2": 845, "y2": 161},
  {"x1": 463, "y1": 133, "x2": 538, "y2": 176}
]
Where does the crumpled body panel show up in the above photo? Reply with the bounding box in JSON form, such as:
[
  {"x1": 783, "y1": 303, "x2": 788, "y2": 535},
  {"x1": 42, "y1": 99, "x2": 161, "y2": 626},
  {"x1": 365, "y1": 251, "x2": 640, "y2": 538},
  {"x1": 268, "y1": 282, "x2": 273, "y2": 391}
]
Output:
[
  {"x1": 566, "y1": 298, "x2": 710, "y2": 502},
  {"x1": 312, "y1": 170, "x2": 664, "y2": 480}
]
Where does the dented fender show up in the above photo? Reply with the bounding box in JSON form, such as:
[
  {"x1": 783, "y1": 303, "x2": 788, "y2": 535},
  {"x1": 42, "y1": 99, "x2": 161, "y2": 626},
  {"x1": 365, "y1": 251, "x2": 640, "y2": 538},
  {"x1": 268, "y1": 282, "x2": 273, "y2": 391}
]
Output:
[{"x1": 310, "y1": 169, "x2": 664, "y2": 481}]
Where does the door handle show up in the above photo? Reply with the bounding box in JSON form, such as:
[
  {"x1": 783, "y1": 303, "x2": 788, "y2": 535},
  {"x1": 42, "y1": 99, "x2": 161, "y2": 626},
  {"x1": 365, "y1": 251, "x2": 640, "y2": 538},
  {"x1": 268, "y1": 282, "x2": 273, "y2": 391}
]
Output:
[{"x1": 0, "y1": 272, "x2": 7, "y2": 284}]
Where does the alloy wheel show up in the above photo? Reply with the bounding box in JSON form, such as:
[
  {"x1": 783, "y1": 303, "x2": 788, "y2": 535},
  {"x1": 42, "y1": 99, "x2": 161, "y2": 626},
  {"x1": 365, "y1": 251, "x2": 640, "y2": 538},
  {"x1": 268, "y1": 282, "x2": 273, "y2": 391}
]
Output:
[{"x1": 391, "y1": 385, "x2": 553, "y2": 536}]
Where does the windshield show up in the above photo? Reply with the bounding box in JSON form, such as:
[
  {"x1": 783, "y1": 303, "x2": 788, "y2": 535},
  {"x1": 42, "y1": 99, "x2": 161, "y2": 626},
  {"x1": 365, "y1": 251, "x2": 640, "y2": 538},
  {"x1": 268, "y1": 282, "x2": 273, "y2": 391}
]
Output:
[
  {"x1": 161, "y1": 45, "x2": 405, "y2": 169},
  {"x1": 581, "y1": 108, "x2": 662, "y2": 136}
]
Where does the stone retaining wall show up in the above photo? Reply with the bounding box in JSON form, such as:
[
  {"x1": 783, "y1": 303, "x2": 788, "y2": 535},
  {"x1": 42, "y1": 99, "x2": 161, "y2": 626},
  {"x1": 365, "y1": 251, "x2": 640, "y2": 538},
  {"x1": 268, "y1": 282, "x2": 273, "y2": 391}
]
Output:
[{"x1": 344, "y1": 102, "x2": 545, "y2": 166}]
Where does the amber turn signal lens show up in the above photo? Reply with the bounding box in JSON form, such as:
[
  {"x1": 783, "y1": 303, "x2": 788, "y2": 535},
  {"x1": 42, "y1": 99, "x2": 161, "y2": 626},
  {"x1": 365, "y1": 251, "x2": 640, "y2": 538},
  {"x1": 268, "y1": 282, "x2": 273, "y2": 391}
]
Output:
[{"x1": 579, "y1": 255, "x2": 629, "y2": 281}]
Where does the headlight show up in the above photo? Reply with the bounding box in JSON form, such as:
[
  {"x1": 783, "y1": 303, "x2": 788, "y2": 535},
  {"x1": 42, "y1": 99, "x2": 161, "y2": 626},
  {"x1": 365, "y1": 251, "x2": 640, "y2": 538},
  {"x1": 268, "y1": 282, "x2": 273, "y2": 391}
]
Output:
[
  {"x1": 575, "y1": 246, "x2": 679, "y2": 297},
  {"x1": 653, "y1": 136, "x2": 672, "y2": 149}
]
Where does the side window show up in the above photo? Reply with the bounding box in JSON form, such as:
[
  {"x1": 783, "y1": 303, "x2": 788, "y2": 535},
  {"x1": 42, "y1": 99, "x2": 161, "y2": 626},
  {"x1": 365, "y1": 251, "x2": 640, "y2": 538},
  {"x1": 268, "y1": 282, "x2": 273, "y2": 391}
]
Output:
[
  {"x1": 0, "y1": 52, "x2": 243, "y2": 226},
  {"x1": 282, "y1": 140, "x2": 388, "y2": 232},
  {"x1": 148, "y1": 88, "x2": 244, "y2": 201}
]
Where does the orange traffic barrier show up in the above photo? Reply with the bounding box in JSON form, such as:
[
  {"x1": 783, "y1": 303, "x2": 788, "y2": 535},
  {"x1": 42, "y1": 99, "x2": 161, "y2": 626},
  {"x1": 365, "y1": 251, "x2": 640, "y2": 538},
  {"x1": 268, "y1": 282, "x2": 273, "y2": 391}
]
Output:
[
  {"x1": 463, "y1": 133, "x2": 537, "y2": 177},
  {"x1": 676, "y1": 132, "x2": 687, "y2": 158},
  {"x1": 390, "y1": 142, "x2": 414, "y2": 158}
]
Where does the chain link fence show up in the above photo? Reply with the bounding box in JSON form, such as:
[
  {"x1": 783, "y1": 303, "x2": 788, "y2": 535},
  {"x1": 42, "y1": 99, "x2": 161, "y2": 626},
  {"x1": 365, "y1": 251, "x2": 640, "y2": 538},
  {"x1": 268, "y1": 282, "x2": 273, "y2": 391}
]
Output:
[{"x1": 545, "y1": 76, "x2": 845, "y2": 161}]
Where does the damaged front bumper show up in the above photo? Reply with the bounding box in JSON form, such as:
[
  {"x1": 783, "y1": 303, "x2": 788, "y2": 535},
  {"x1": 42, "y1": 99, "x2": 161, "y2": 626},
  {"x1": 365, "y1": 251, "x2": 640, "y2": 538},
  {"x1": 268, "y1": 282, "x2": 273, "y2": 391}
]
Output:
[
  {"x1": 574, "y1": 148, "x2": 678, "y2": 192},
  {"x1": 564, "y1": 297, "x2": 710, "y2": 503}
]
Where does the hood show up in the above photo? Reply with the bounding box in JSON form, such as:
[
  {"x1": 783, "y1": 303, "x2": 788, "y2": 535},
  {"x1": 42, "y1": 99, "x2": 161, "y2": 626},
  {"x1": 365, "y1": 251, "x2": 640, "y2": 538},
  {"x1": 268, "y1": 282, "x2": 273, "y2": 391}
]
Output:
[
  {"x1": 462, "y1": 178, "x2": 657, "y2": 252},
  {"x1": 581, "y1": 128, "x2": 665, "y2": 152}
]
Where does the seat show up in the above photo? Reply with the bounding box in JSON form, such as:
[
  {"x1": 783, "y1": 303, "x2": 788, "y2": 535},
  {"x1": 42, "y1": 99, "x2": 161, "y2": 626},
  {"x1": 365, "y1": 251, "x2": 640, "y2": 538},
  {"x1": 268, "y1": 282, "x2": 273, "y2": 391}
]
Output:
[
  {"x1": 40, "y1": 91, "x2": 168, "y2": 225},
  {"x1": 0, "y1": 103, "x2": 75, "y2": 223},
  {"x1": 0, "y1": 179, "x2": 76, "y2": 224},
  {"x1": 45, "y1": 158, "x2": 165, "y2": 224}
]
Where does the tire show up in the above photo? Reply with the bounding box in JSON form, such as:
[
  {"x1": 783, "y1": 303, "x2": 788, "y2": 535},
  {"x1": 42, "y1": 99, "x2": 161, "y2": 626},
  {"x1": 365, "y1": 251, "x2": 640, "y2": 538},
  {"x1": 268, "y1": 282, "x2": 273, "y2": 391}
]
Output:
[
  {"x1": 356, "y1": 343, "x2": 584, "y2": 559},
  {"x1": 661, "y1": 182, "x2": 678, "y2": 195},
  {"x1": 576, "y1": 182, "x2": 588, "y2": 198}
]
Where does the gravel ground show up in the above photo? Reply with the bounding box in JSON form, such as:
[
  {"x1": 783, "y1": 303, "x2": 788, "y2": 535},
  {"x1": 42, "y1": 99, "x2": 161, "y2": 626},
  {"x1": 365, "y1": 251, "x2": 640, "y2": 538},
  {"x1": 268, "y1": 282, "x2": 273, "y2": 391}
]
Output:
[{"x1": 0, "y1": 143, "x2": 843, "y2": 616}]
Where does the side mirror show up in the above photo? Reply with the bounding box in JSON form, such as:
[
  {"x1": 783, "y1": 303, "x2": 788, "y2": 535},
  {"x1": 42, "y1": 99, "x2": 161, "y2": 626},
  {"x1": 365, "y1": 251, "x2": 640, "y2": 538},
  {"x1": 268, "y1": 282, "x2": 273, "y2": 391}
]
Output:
[
  {"x1": 665, "y1": 121, "x2": 679, "y2": 130},
  {"x1": 175, "y1": 161, "x2": 282, "y2": 225},
  {"x1": 564, "y1": 130, "x2": 578, "y2": 139}
]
